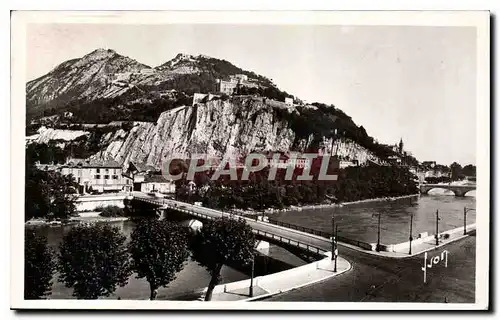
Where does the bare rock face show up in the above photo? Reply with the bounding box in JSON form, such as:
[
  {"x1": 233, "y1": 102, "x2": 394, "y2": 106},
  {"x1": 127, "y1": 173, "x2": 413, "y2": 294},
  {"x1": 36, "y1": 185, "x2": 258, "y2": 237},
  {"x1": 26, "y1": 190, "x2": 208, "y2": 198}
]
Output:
[
  {"x1": 26, "y1": 126, "x2": 90, "y2": 144},
  {"x1": 93, "y1": 97, "x2": 298, "y2": 169},
  {"x1": 322, "y1": 137, "x2": 383, "y2": 165}
]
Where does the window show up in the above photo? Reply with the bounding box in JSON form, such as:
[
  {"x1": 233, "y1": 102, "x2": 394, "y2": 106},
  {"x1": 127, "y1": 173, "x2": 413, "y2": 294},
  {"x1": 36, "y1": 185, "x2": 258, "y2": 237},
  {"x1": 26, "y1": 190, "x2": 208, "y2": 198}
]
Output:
[
  {"x1": 95, "y1": 175, "x2": 101, "y2": 179},
  {"x1": 105, "y1": 168, "x2": 109, "y2": 173},
  {"x1": 112, "y1": 175, "x2": 119, "y2": 180},
  {"x1": 96, "y1": 168, "x2": 100, "y2": 173},
  {"x1": 104, "y1": 175, "x2": 110, "y2": 179}
]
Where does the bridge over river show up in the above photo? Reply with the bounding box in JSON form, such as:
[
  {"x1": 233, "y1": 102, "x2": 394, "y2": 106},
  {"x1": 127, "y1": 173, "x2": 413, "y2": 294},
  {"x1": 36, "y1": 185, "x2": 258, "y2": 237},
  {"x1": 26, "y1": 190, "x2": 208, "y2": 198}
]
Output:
[
  {"x1": 419, "y1": 184, "x2": 476, "y2": 197},
  {"x1": 133, "y1": 195, "x2": 336, "y2": 257}
]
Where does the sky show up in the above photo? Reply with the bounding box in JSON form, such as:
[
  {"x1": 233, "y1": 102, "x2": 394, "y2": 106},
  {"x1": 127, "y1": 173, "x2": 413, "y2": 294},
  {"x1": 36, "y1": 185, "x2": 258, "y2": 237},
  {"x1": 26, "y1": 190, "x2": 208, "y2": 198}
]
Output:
[{"x1": 26, "y1": 24, "x2": 477, "y2": 165}]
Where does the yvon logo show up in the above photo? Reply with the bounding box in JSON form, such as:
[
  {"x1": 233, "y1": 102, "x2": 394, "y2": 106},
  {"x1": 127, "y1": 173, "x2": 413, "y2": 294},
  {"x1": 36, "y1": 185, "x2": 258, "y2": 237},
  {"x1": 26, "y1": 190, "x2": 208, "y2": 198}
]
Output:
[{"x1": 421, "y1": 250, "x2": 449, "y2": 283}]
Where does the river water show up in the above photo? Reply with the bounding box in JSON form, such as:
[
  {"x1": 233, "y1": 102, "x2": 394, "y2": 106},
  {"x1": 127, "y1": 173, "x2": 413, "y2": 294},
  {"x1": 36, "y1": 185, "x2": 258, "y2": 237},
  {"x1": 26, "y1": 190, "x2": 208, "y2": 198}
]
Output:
[
  {"x1": 30, "y1": 189, "x2": 475, "y2": 300},
  {"x1": 272, "y1": 190, "x2": 476, "y2": 244}
]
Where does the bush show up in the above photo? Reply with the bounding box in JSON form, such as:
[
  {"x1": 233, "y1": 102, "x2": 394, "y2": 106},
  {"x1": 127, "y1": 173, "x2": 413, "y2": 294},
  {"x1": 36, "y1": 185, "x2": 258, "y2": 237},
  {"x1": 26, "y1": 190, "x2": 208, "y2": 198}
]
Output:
[{"x1": 98, "y1": 205, "x2": 124, "y2": 217}]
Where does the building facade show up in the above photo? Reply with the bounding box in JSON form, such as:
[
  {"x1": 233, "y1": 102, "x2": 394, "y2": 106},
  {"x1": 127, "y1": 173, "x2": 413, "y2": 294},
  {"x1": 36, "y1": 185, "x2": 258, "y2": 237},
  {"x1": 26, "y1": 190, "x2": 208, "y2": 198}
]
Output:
[
  {"x1": 60, "y1": 159, "x2": 132, "y2": 194},
  {"x1": 140, "y1": 175, "x2": 176, "y2": 194}
]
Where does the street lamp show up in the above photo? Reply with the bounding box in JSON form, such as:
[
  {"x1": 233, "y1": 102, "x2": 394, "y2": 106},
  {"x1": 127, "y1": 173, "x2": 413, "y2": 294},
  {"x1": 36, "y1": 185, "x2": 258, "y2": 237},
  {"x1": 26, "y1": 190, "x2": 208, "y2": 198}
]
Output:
[
  {"x1": 435, "y1": 209, "x2": 440, "y2": 246},
  {"x1": 408, "y1": 197, "x2": 414, "y2": 255},
  {"x1": 249, "y1": 252, "x2": 255, "y2": 297},
  {"x1": 334, "y1": 223, "x2": 338, "y2": 272},
  {"x1": 464, "y1": 207, "x2": 475, "y2": 235},
  {"x1": 408, "y1": 212, "x2": 414, "y2": 255},
  {"x1": 373, "y1": 212, "x2": 382, "y2": 252},
  {"x1": 331, "y1": 210, "x2": 335, "y2": 261},
  {"x1": 249, "y1": 242, "x2": 259, "y2": 297}
]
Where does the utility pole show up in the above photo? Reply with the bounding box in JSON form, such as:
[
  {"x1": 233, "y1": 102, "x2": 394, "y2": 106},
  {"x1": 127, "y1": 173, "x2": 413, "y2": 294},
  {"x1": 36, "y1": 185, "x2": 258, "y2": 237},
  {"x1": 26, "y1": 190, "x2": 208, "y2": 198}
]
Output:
[
  {"x1": 463, "y1": 207, "x2": 475, "y2": 235},
  {"x1": 409, "y1": 213, "x2": 414, "y2": 255},
  {"x1": 376, "y1": 212, "x2": 381, "y2": 252},
  {"x1": 249, "y1": 251, "x2": 255, "y2": 297},
  {"x1": 463, "y1": 207, "x2": 467, "y2": 235},
  {"x1": 334, "y1": 223, "x2": 338, "y2": 272},
  {"x1": 435, "y1": 209, "x2": 440, "y2": 246},
  {"x1": 331, "y1": 211, "x2": 335, "y2": 261}
]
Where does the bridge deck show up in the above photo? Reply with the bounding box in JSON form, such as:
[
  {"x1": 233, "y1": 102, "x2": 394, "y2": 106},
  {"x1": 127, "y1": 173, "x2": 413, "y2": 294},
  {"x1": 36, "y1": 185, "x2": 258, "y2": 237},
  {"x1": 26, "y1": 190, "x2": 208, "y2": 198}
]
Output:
[{"x1": 134, "y1": 196, "x2": 332, "y2": 256}]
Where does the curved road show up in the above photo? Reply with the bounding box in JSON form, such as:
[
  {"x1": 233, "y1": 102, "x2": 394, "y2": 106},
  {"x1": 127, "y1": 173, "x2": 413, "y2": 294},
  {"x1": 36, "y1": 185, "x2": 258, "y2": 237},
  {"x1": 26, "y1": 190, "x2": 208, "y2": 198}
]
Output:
[
  {"x1": 136, "y1": 195, "x2": 476, "y2": 303},
  {"x1": 264, "y1": 233, "x2": 476, "y2": 303}
]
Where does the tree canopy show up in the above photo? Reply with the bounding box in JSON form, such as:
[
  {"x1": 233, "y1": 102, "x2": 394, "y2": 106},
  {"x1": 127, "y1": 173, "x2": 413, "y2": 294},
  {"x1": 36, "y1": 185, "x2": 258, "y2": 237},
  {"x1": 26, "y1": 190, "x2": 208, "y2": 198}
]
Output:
[
  {"x1": 128, "y1": 219, "x2": 190, "y2": 300},
  {"x1": 57, "y1": 223, "x2": 131, "y2": 299},
  {"x1": 191, "y1": 217, "x2": 255, "y2": 301},
  {"x1": 24, "y1": 230, "x2": 56, "y2": 299}
]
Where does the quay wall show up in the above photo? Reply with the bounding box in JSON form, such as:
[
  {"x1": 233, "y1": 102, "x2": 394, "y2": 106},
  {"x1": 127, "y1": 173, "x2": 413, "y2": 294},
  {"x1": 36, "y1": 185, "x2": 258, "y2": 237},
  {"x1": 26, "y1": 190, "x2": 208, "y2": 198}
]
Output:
[
  {"x1": 75, "y1": 194, "x2": 126, "y2": 211},
  {"x1": 385, "y1": 223, "x2": 476, "y2": 253}
]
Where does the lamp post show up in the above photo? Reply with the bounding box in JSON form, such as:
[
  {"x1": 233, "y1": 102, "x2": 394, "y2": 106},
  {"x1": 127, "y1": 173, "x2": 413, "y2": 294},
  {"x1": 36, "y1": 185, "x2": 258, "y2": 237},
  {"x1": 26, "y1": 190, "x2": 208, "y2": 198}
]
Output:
[
  {"x1": 408, "y1": 197, "x2": 414, "y2": 255},
  {"x1": 331, "y1": 211, "x2": 335, "y2": 261},
  {"x1": 372, "y1": 212, "x2": 382, "y2": 252},
  {"x1": 435, "y1": 209, "x2": 440, "y2": 246},
  {"x1": 249, "y1": 251, "x2": 255, "y2": 297},
  {"x1": 409, "y1": 212, "x2": 414, "y2": 255},
  {"x1": 334, "y1": 224, "x2": 338, "y2": 272},
  {"x1": 464, "y1": 207, "x2": 475, "y2": 235}
]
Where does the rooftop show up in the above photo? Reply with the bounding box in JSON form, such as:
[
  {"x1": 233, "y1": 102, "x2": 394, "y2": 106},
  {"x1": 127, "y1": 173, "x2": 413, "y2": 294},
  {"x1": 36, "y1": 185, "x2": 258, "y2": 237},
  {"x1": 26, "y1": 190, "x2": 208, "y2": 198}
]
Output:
[{"x1": 64, "y1": 158, "x2": 122, "y2": 168}]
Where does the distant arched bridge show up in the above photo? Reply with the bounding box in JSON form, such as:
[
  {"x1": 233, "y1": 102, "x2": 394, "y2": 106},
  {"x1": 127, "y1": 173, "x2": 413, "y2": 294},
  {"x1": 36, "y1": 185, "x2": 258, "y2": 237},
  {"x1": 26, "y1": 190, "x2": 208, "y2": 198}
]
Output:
[{"x1": 419, "y1": 184, "x2": 476, "y2": 197}]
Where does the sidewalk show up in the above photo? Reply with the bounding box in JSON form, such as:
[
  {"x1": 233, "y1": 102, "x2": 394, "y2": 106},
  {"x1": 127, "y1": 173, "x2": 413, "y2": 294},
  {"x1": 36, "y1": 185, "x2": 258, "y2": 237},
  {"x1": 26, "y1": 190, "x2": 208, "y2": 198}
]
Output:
[
  {"x1": 209, "y1": 256, "x2": 351, "y2": 301},
  {"x1": 339, "y1": 224, "x2": 475, "y2": 259}
]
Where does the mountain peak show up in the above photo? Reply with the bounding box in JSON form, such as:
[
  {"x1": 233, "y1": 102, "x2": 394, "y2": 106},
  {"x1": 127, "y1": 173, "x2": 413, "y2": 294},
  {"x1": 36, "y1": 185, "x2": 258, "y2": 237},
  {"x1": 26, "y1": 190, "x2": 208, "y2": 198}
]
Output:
[{"x1": 82, "y1": 48, "x2": 117, "y2": 61}]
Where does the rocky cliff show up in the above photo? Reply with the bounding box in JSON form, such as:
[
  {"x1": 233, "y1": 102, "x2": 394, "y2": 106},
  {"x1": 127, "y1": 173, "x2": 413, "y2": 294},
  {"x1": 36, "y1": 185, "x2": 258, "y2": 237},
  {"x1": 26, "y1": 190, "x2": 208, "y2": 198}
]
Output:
[{"x1": 92, "y1": 96, "x2": 381, "y2": 169}]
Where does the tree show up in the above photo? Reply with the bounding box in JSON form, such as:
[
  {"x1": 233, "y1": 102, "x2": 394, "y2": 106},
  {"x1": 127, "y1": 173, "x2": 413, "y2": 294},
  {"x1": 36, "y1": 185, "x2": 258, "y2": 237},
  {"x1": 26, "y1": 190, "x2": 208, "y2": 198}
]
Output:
[
  {"x1": 58, "y1": 223, "x2": 131, "y2": 299},
  {"x1": 450, "y1": 162, "x2": 463, "y2": 181},
  {"x1": 25, "y1": 164, "x2": 78, "y2": 221},
  {"x1": 128, "y1": 219, "x2": 190, "y2": 300},
  {"x1": 24, "y1": 230, "x2": 56, "y2": 299},
  {"x1": 191, "y1": 217, "x2": 255, "y2": 301},
  {"x1": 462, "y1": 164, "x2": 476, "y2": 177}
]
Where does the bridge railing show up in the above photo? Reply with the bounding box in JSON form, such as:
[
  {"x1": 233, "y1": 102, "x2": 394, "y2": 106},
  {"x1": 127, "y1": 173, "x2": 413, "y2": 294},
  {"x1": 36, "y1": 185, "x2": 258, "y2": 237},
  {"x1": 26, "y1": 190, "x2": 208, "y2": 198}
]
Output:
[
  {"x1": 253, "y1": 229, "x2": 326, "y2": 256},
  {"x1": 266, "y1": 218, "x2": 371, "y2": 249},
  {"x1": 267, "y1": 218, "x2": 331, "y2": 238},
  {"x1": 133, "y1": 196, "x2": 327, "y2": 255}
]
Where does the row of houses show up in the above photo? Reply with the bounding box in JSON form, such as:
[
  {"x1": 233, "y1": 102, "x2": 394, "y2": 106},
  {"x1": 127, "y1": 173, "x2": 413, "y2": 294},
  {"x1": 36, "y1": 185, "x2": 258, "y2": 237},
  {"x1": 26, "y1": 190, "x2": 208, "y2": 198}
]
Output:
[{"x1": 37, "y1": 158, "x2": 176, "y2": 195}]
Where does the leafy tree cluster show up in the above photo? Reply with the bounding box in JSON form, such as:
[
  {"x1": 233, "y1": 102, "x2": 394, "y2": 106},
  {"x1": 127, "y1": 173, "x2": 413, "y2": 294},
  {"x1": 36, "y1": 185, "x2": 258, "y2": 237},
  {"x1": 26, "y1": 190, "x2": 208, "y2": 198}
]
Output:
[
  {"x1": 30, "y1": 90, "x2": 193, "y2": 124},
  {"x1": 448, "y1": 162, "x2": 476, "y2": 181},
  {"x1": 191, "y1": 217, "x2": 255, "y2": 301},
  {"x1": 462, "y1": 164, "x2": 476, "y2": 177},
  {"x1": 25, "y1": 163, "x2": 79, "y2": 222},
  {"x1": 25, "y1": 145, "x2": 79, "y2": 221},
  {"x1": 271, "y1": 102, "x2": 400, "y2": 160},
  {"x1": 175, "y1": 163, "x2": 418, "y2": 210},
  {"x1": 128, "y1": 219, "x2": 190, "y2": 300},
  {"x1": 26, "y1": 217, "x2": 255, "y2": 301},
  {"x1": 331, "y1": 165, "x2": 418, "y2": 201},
  {"x1": 24, "y1": 230, "x2": 56, "y2": 299},
  {"x1": 424, "y1": 176, "x2": 452, "y2": 184},
  {"x1": 236, "y1": 85, "x2": 293, "y2": 102},
  {"x1": 97, "y1": 205, "x2": 125, "y2": 217},
  {"x1": 58, "y1": 223, "x2": 131, "y2": 299},
  {"x1": 26, "y1": 142, "x2": 67, "y2": 165}
]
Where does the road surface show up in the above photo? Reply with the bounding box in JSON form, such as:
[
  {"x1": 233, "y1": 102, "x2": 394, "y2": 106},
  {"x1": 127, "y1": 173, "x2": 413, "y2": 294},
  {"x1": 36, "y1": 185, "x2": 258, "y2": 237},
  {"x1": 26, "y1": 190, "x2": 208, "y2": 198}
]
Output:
[{"x1": 263, "y1": 233, "x2": 476, "y2": 303}]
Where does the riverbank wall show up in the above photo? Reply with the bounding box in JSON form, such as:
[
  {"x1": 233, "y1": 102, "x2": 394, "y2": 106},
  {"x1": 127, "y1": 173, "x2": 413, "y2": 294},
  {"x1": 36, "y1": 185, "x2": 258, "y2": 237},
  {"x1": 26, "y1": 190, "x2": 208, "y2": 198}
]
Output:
[
  {"x1": 252, "y1": 193, "x2": 420, "y2": 216},
  {"x1": 379, "y1": 223, "x2": 476, "y2": 253},
  {"x1": 75, "y1": 194, "x2": 127, "y2": 211}
]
